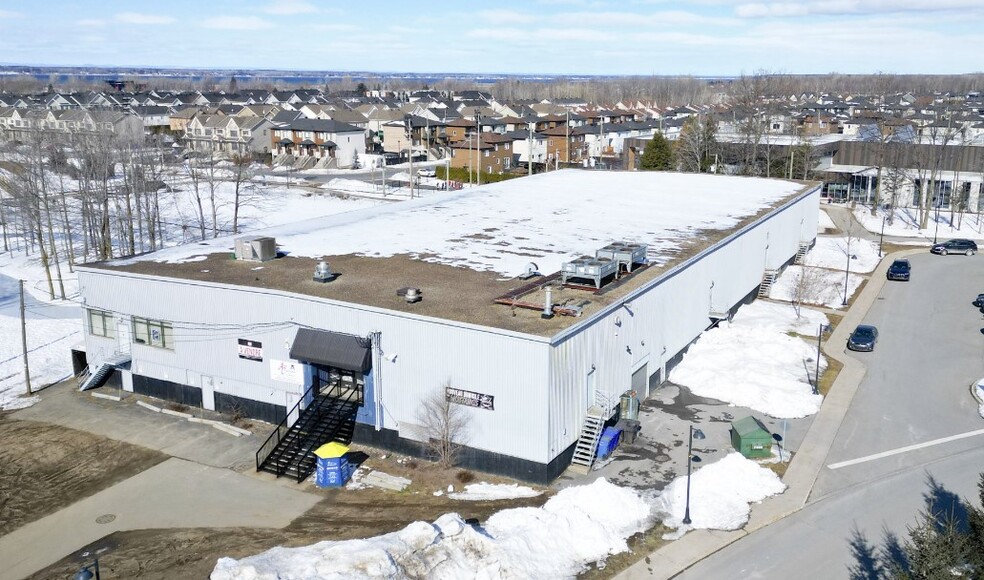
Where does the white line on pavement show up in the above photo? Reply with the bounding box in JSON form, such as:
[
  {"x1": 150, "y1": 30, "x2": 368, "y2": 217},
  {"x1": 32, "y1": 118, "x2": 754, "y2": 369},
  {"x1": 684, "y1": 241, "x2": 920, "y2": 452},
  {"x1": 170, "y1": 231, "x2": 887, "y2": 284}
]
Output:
[{"x1": 828, "y1": 428, "x2": 984, "y2": 470}]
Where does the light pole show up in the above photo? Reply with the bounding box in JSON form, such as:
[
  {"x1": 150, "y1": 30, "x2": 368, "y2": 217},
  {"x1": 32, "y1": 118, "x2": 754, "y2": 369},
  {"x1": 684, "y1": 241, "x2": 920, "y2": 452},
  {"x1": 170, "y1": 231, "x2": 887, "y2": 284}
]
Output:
[
  {"x1": 878, "y1": 216, "x2": 886, "y2": 257},
  {"x1": 682, "y1": 425, "x2": 705, "y2": 525},
  {"x1": 933, "y1": 192, "x2": 941, "y2": 244},
  {"x1": 842, "y1": 237, "x2": 852, "y2": 306},
  {"x1": 405, "y1": 114, "x2": 413, "y2": 199},
  {"x1": 475, "y1": 108, "x2": 481, "y2": 186},
  {"x1": 75, "y1": 559, "x2": 100, "y2": 580}
]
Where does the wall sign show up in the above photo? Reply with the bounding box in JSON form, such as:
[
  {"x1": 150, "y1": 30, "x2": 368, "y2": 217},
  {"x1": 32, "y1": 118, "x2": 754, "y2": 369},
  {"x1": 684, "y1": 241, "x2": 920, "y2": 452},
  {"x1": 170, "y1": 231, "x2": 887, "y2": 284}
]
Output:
[
  {"x1": 238, "y1": 339, "x2": 263, "y2": 362},
  {"x1": 446, "y1": 387, "x2": 494, "y2": 411},
  {"x1": 271, "y1": 358, "x2": 304, "y2": 385}
]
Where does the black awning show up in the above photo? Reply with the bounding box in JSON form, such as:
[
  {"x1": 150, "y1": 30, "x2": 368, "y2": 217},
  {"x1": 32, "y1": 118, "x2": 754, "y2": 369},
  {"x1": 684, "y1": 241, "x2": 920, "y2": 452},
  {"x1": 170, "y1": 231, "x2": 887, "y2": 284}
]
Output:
[{"x1": 289, "y1": 328, "x2": 371, "y2": 373}]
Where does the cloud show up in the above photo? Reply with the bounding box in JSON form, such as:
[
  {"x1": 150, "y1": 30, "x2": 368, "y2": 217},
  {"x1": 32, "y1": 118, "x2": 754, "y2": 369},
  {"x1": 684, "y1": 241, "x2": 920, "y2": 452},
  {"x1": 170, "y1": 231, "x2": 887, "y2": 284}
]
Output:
[
  {"x1": 77, "y1": 19, "x2": 106, "y2": 27},
  {"x1": 202, "y1": 16, "x2": 272, "y2": 30},
  {"x1": 115, "y1": 12, "x2": 176, "y2": 25},
  {"x1": 263, "y1": 0, "x2": 318, "y2": 15},
  {"x1": 735, "y1": 0, "x2": 984, "y2": 17},
  {"x1": 0, "y1": 10, "x2": 23, "y2": 18}
]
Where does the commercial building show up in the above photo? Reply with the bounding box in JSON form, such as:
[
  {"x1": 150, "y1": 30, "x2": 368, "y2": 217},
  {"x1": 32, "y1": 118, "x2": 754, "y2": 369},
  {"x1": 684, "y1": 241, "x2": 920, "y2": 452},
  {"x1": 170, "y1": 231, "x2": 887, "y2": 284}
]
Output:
[{"x1": 77, "y1": 170, "x2": 819, "y2": 482}]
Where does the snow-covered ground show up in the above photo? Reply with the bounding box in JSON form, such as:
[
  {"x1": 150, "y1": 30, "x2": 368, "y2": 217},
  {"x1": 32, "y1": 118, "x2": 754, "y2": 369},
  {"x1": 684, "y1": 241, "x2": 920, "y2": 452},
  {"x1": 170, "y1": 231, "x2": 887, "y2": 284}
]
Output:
[
  {"x1": 669, "y1": 301, "x2": 827, "y2": 419},
  {"x1": 975, "y1": 379, "x2": 984, "y2": 420},
  {"x1": 447, "y1": 483, "x2": 542, "y2": 501},
  {"x1": 801, "y1": 236, "x2": 879, "y2": 273},
  {"x1": 769, "y1": 265, "x2": 863, "y2": 308},
  {"x1": 853, "y1": 206, "x2": 984, "y2": 241},
  {"x1": 818, "y1": 210, "x2": 836, "y2": 232}
]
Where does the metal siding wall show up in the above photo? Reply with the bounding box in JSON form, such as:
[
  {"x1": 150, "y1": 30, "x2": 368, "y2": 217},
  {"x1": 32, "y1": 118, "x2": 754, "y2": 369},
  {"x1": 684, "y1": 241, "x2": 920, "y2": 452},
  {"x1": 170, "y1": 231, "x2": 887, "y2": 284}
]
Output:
[
  {"x1": 548, "y1": 186, "x2": 821, "y2": 456},
  {"x1": 77, "y1": 271, "x2": 552, "y2": 463}
]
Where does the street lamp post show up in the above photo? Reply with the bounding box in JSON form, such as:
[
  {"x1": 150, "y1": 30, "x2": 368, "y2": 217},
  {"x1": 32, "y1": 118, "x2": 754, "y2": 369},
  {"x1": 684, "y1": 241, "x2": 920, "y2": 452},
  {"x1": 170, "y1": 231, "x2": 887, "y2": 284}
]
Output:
[
  {"x1": 475, "y1": 108, "x2": 481, "y2": 187},
  {"x1": 75, "y1": 559, "x2": 100, "y2": 580},
  {"x1": 814, "y1": 323, "x2": 830, "y2": 395},
  {"x1": 933, "y1": 193, "x2": 941, "y2": 244},
  {"x1": 682, "y1": 425, "x2": 706, "y2": 525},
  {"x1": 878, "y1": 216, "x2": 886, "y2": 257},
  {"x1": 842, "y1": 237, "x2": 852, "y2": 306}
]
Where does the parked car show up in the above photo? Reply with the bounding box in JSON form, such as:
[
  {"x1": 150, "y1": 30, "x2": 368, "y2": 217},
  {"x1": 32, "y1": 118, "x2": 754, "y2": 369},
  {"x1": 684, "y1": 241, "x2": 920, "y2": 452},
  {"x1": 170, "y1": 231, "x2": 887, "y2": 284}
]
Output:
[
  {"x1": 974, "y1": 293, "x2": 984, "y2": 307},
  {"x1": 886, "y1": 259, "x2": 911, "y2": 281},
  {"x1": 930, "y1": 239, "x2": 978, "y2": 256},
  {"x1": 417, "y1": 168, "x2": 436, "y2": 178},
  {"x1": 847, "y1": 324, "x2": 879, "y2": 352}
]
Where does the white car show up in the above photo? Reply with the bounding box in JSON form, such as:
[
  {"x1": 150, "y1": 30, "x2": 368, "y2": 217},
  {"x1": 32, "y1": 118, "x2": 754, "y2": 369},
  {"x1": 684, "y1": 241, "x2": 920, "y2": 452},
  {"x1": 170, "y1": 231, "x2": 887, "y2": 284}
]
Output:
[{"x1": 417, "y1": 168, "x2": 436, "y2": 178}]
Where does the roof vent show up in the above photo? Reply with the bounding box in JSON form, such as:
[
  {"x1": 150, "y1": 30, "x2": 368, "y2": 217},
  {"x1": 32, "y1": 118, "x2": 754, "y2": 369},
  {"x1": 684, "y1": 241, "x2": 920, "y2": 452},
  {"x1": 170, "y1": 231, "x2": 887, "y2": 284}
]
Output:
[
  {"x1": 235, "y1": 236, "x2": 277, "y2": 262},
  {"x1": 397, "y1": 287, "x2": 423, "y2": 303},
  {"x1": 313, "y1": 261, "x2": 335, "y2": 283},
  {"x1": 519, "y1": 262, "x2": 540, "y2": 280}
]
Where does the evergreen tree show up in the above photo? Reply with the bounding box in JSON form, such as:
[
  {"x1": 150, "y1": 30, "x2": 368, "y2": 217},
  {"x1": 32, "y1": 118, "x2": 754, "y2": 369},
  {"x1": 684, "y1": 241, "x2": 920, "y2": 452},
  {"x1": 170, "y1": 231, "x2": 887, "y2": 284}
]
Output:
[{"x1": 640, "y1": 133, "x2": 674, "y2": 171}]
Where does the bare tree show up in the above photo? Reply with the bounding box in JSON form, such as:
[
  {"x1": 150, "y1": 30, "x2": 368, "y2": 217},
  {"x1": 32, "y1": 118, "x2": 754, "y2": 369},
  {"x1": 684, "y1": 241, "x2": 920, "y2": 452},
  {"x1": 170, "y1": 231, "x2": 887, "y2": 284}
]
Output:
[
  {"x1": 418, "y1": 381, "x2": 470, "y2": 468},
  {"x1": 789, "y1": 266, "x2": 827, "y2": 317}
]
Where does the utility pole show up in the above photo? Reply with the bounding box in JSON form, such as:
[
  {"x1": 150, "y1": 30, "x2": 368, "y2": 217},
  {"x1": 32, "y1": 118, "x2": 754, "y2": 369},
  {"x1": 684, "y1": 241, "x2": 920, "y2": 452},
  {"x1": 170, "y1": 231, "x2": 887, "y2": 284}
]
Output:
[
  {"x1": 20, "y1": 279, "x2": 31, "y2": 395},
  {"x1": 405, "y1": 115, "x2": 413, "y2": 199},
  {"x1": 565, "y1": 109, "x2": 570, "y2": 168}
]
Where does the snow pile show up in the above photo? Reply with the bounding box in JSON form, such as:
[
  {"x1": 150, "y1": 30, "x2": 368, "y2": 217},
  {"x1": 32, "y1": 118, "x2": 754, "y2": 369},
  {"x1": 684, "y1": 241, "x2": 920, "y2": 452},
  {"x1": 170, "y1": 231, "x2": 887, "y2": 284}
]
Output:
[
  {"x1": 656, "y1": 453, "x2": 786, "y2": 532},
  {"x1": 976, "y1": 379, "x2": 984, "y2": 420},
  {"x1": 769, "y1": 264, "x2": 864, "y2": 308},
  {"x1": 321, "y1": 177, "x2": 378, "y2": 194},
  {"x1": 211, "y1": 478, "x2": 651, "y2": 580},
  {"x1": 670, "y1": 301, "x2": 826, "y2": 418},
  {"x1": 448, "y1": 483, "x2": 542, "y2": 501},
  {"x1": 801, "y1": 236, "x2": 879, "y2": 273}
]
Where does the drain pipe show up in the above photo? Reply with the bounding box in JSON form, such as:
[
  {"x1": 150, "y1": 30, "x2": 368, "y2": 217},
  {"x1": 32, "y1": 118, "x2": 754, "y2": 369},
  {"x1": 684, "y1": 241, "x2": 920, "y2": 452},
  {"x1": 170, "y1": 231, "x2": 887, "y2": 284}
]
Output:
[{"x1": 541, "y1": 286, "x2": 554, "y2": 319}]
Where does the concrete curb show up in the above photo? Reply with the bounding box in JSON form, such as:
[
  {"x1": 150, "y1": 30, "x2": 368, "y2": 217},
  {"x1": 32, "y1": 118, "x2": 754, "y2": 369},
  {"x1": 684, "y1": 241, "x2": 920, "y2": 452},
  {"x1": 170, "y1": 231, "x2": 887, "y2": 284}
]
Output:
[
  {"x1": 136, "y1": 400, "x2": 162, "y2": 413},
  {"x1": 90, "y1": 392, "x2": 121, "y2": 402},
  {"x1": 616, "y1": 247, "x2": 927, "y2": 580}
]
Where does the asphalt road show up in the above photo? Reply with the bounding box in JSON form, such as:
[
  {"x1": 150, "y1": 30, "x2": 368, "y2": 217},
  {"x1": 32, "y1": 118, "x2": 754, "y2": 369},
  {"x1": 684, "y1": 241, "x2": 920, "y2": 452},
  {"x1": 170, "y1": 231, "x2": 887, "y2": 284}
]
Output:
[{"x1": 676, "y1": 251, "x2": 984, "y2": 579}]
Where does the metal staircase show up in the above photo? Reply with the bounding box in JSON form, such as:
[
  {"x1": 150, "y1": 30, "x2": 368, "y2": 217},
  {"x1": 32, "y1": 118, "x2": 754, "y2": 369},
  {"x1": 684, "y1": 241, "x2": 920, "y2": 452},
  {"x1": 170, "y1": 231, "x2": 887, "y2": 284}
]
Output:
[
  {"x1": 757, "y1": 269, "x2": 778, "y2": 298},
  {"x1": 78, "y1": 352, "x2": 131, "y2": 391},
  {"x1": 794, "y1": 242, "x2": 811, "y2": 264},
  {"x1": 256, "y1": 382, "x2": 361, "y2": 482},
  {"x1": 568, "y1": 406, "x2": 607, "y2": 474}
]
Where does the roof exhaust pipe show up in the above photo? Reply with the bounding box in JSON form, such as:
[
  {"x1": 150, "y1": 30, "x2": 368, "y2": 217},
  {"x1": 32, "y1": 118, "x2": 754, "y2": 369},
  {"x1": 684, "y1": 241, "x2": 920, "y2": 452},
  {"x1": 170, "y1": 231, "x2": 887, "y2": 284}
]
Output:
[{"x1": 541, "y1": 286, "x2": 554, "y2": 320}]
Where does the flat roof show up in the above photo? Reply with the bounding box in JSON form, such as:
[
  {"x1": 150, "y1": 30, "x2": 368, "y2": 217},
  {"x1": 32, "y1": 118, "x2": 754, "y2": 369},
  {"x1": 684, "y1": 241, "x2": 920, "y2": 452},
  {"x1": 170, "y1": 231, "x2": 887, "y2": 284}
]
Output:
[{"x1": 85, "y1": 171, "x2": 813, "y2": 337}]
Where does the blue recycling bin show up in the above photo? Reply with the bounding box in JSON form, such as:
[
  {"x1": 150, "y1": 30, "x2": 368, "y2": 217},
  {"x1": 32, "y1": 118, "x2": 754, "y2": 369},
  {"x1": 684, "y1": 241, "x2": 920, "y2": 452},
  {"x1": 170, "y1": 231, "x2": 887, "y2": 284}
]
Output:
[
  {"x1": 596, "y1": 426, "x2": 623, "y2": 460},
  {"x1": 314, "y1": 442, "x2": 352, "y2": 488}
]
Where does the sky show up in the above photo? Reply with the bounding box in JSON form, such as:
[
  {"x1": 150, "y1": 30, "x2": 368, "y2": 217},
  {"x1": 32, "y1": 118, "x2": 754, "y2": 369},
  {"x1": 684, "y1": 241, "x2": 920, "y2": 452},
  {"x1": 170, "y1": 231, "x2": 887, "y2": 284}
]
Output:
[{"x1": 1, "y1": 0, "x2": 983, "y2": 76}]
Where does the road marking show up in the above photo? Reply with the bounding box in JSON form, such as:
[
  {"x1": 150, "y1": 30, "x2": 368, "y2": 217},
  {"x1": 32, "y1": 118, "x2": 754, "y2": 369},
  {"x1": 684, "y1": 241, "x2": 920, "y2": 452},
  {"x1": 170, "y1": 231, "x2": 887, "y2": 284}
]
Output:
[{"x1": 828, "y1": 428, "x2": 984, "y2": 470}]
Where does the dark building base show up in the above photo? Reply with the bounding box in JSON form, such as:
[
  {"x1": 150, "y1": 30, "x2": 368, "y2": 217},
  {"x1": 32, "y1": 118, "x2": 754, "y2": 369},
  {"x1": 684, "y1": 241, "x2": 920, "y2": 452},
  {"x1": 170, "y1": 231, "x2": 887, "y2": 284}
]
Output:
[
  {"x1": 132, "y1": 374, "x2": 202, "y2": 408},
  {"x1": 352, "y1": 423, "x2": 577, "y2": 485},
  {"x1": 214, "y1": 391, "x2": 286, "y2": 425}
]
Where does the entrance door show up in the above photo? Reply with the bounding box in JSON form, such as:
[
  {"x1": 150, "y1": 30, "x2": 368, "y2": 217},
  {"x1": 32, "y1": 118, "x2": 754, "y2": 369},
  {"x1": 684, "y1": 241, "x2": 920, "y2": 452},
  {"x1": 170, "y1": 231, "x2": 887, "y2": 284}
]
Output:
[
  {"x1": 201, "y1": 375, "x2": 215, "y2": 411},
  {"x1": 586, "y1": 368, "x2": 596, "y2": 409},
  {"x1": 631, "y1": 363, "x2": 647, "y2": 399},
  {"x1": 117, "y1": 320, "x2": 131, "y2": 355}
]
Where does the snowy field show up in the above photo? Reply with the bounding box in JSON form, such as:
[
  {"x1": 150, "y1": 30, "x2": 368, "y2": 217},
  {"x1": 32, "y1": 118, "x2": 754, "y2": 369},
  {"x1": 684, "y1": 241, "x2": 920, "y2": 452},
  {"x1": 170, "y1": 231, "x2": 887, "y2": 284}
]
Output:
[
  {"x1": 769, "y1": 265, "x2": 864, "y2": 308},
  {"x1": 119, "y1": 171, "x2": 805, "y2": 278},
  {"x1": 801, "y1": 236, "x2": 879, "y2": 273},
  {"x1": 669, "y1": 300, "x2": 827, "y2": 418}
]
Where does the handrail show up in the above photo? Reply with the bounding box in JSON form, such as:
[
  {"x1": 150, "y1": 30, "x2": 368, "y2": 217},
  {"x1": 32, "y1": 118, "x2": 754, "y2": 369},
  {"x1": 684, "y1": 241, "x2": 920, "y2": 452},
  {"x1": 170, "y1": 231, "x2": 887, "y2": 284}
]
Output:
[
  {"x1": 288, "y1": 382, "x2": 361, "y2": 482},
  {"x1": 255, "y1": 380, "x2": 320, "y2": 473}
]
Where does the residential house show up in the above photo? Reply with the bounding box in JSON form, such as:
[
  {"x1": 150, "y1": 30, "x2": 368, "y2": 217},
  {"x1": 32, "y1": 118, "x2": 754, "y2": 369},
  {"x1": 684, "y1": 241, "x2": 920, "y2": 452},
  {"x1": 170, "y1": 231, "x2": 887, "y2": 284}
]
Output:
[
  {"x1": 272, "y1": 119, "x2": 366, "y2": 168},
  {"x1": 449, "y1": 134, "x2": 513, "y2": 174}
]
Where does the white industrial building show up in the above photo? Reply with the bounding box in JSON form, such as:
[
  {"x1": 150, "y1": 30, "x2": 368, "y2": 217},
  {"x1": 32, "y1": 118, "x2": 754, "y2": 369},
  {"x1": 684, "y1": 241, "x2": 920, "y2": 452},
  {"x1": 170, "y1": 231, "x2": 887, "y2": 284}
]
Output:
[{"x1": 76, "y1": 171, "x2": 819, "y2": 482}]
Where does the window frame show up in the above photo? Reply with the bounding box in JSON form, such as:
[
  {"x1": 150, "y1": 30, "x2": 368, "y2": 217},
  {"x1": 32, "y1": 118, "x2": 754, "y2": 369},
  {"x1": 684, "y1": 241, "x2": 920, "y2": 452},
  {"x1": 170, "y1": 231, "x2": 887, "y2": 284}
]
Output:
[
  {"x1": 132, "y1": 316, "x2": 174, "y2": 350},
  {"x1": 87, "y1": 308, "x2": 116, "y2": 339}
]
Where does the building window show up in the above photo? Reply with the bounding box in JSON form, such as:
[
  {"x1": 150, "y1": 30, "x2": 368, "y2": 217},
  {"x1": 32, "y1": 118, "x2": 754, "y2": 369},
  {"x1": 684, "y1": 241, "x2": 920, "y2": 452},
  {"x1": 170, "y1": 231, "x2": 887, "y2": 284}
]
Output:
[
  {"x1": 88, "y1": 309, "x2": 115, "y2": 339},
  {"x1": 133, "y1": 317, "x2": 174, "y2": 349}
]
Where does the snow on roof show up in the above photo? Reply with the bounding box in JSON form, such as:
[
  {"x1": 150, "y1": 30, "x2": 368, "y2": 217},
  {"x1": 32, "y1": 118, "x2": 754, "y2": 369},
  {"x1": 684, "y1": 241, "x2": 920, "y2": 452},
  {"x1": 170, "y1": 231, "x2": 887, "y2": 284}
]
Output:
[{"x1": 114, "y1": 170, "x2": 807, "y2": 279}]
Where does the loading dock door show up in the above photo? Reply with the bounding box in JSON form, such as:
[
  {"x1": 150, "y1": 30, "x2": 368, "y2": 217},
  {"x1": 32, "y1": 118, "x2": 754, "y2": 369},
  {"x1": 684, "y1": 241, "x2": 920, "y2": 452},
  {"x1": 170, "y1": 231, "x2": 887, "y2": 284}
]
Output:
[{"x1": 631, "y1": 363, "x2": 647, "y2": 398}]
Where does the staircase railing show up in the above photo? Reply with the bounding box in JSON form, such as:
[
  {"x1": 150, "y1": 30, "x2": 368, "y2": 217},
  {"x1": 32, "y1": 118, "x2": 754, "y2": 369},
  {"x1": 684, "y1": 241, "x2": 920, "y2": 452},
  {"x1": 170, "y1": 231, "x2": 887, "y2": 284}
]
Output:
[
  {"x1": 255, "y1": 380, "x2": 319, "y2": 474},
  {"x1": 287, "y1": 383, "x2": 361, "y2": 482}
]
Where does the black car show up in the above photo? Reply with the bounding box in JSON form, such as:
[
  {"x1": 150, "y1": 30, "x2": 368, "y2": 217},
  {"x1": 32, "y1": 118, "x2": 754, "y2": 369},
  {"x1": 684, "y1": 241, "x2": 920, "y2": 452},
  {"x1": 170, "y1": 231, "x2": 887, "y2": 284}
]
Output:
[
  {"x1": 930, "y1": 239, "x2": 978, "y2": 256},
  {"x1": 847, "y1": 324, "x2": 879, "y2": 352},
  {"x1": 886, "y1": 259, "x2": 911, "y2": 281},
  {"x1": 975, "y1": 293, "x2": 984, "y2": 307}
]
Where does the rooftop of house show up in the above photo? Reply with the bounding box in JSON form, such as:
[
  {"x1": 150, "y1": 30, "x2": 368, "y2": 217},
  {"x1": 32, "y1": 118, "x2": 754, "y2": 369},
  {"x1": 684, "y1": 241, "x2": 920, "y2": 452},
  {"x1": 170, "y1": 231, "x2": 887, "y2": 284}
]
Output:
[{"x1": 82, "y1": 171, "x2": 813, "y2": 337}]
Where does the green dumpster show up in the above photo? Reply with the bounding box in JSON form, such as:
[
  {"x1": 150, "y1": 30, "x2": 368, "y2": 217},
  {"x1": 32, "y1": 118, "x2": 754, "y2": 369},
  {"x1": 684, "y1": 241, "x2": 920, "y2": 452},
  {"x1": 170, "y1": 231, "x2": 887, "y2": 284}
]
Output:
[{"x1": 730, "y1": 416, "x2": 773, "y2": 459}]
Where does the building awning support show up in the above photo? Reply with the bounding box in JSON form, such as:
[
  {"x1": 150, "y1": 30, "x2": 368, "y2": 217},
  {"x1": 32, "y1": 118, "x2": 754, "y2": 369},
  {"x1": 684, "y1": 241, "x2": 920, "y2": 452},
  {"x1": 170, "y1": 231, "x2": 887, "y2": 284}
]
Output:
[{"x1": 289, "y1": 328, "x2": 372, "y2": 373}]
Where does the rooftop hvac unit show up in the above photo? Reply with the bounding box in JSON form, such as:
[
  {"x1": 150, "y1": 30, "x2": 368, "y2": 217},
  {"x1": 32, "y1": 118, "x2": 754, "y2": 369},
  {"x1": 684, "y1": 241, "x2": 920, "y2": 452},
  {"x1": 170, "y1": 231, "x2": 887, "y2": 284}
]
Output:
[
  {"x1": 235, "y1": 236, "x2": 277, "y2": 262},
  {"x1": 561, "y1": 256, "x2": 618, "y2": 289},
  {"x1": 596, "y1": 242, "x2": 648, "y2": 273}
]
